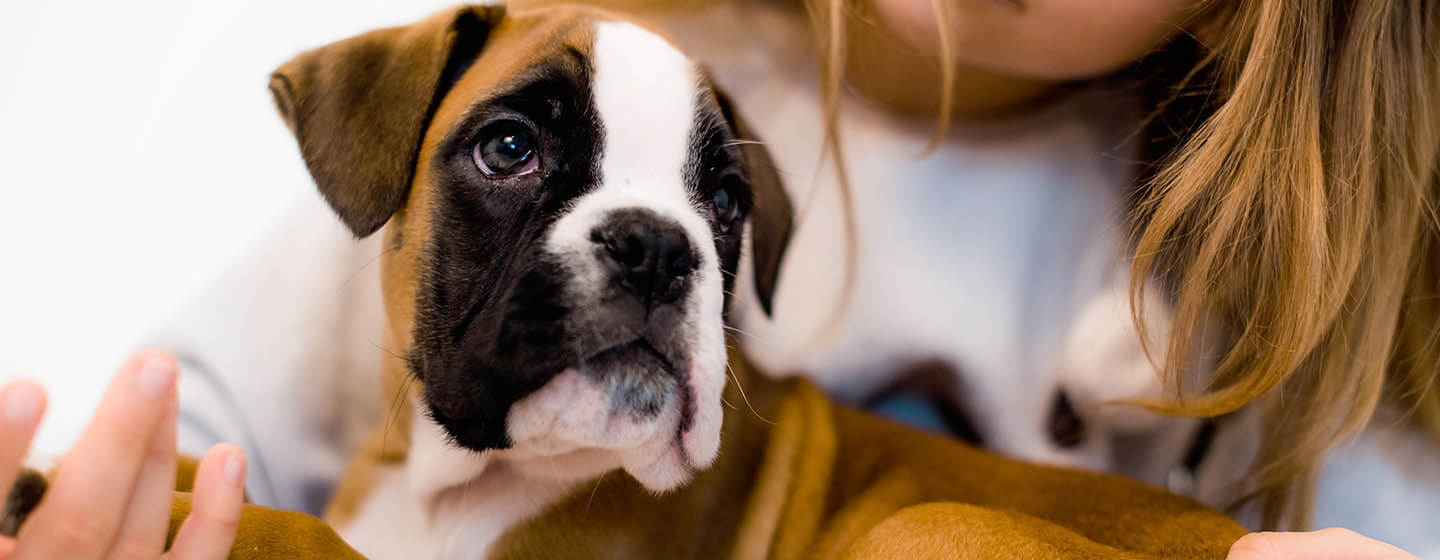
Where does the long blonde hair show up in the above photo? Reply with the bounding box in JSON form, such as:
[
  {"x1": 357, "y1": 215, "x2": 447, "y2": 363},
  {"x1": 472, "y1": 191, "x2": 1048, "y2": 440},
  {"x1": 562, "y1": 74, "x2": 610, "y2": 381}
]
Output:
[
  {"x1": 802, "y1": 0, "x2": 1440, "y2": 530},
  {"x1": 1127, "y1": 0, "x2": 1440, "y2": 529}
]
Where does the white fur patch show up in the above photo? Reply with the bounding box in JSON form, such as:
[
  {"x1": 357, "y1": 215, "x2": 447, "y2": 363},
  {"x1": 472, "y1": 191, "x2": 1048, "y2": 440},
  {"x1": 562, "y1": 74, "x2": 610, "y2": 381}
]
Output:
[{"x1": 341, "y1": 404, "x2": 579, "y2": 560}]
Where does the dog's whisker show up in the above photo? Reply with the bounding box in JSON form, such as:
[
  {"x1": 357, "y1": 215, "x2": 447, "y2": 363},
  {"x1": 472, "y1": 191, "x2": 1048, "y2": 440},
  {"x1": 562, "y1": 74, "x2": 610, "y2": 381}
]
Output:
[
  {"x1": 725, "y1": 359, "x2": 773, "y2": 425},
  {"x1": 722, "y1": 324, "x2": 753, "y2": 337},
  {"x1": 459, "y1": 299, "x2": 515, "y2": 332},
  {"x1": 367, "y1": 339, "x2": 407, "y2": 362},
  {"x1": 382, "y1": 373, "x2": 417, "y2": 457},
  {"x1": 585, "y1": 472, "x2": 606, "y2": 511},
  {"x1": 721, "y1": 139, "x2": 765, "y2": 148},
  {"x1": 338, "y1": 243, "x2": 402, "y2": 290},
  {"x1": 368, "y1": 335, "x2": 415, "y2": 457}
]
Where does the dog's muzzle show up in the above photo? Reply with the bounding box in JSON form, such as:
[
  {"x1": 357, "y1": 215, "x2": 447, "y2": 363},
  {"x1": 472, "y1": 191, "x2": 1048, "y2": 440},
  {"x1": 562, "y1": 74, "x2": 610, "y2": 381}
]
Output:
[
  {"x1": 502, "y1": 204, "x2": 721, "y2": 491},
  {"x1": 571, "y1": 208, "x2": 698, "y2": 418}
]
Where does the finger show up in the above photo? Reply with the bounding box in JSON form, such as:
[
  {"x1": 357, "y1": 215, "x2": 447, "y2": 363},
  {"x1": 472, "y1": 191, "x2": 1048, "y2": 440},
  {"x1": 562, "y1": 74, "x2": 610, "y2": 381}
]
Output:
[
  {"x1": 165, "y1": 445, "x2": 244, "y2": 560},
  {"x1": 106, "y1": 389, "x2": 179, "y2": 560},
  {"x1": 1229, "y1": 528, "x2": 1418, "y2": 560},
  {"x1": 0, "y1": 381, "x2": 46, "y2": 498},
  {"x1": 15, "y1": 350, "x2": 177, "y2": 560}
]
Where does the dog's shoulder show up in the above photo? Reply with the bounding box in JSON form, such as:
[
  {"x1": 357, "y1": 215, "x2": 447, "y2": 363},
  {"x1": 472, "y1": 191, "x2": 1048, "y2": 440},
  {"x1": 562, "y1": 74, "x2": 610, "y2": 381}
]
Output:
[{"x1": 816, "y1": 400, "x2": 1247, "y2": 559}]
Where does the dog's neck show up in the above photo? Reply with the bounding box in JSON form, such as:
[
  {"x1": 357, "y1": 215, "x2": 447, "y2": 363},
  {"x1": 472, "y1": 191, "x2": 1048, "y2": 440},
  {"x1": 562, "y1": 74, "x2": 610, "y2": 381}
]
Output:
[
  {"x1": 402, "y1": 403, "x2": 583, "y2": 557},
  {"x1": 483, "y1": 351, "x2": 825, "y2": 558},
  {"x1": 336, "y1": 342, "x2": 791, "y2": 559},
  {"x1": 334, "y1": 358, "x2": 595, "y2": 558}
]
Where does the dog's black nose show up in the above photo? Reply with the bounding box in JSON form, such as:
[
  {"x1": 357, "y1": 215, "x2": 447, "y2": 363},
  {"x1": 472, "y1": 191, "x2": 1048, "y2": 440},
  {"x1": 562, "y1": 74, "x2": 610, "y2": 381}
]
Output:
[{"x1": 592, "y1": 209, "x2": 696, "y2": 306}]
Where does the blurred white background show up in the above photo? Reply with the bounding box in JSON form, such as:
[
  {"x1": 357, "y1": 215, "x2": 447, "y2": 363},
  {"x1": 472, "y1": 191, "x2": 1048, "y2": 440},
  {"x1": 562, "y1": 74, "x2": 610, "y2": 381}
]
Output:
[{"x1": 0, "y1": 0, "x2": 456, "y2": 453}]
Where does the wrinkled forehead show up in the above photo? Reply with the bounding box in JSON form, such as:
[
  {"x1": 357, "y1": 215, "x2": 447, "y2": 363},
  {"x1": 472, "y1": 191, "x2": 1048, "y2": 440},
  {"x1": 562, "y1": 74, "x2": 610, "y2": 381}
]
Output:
[{"x1": 425, "y1": 8, "x2": 705, "y2": 155}]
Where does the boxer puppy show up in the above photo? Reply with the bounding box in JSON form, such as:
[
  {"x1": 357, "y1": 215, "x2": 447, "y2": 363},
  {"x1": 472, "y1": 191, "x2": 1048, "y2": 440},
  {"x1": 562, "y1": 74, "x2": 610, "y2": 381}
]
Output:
[
  {"x1": 5, "y1": 5, "x2": 1249, "y2": 558},
  {"x1": 277, "y1": 5, "x2": 791, "y2": 556}
]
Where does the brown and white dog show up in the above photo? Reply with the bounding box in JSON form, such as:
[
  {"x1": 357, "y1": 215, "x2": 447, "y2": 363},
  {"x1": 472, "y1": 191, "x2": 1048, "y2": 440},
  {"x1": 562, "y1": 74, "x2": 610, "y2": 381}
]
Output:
[
  {"x1": 286, "y1": 3, "x2": 792, "y2": 556},
  {"x1": 6, "y1": 4, "x2": 1249, "y2": 558}
]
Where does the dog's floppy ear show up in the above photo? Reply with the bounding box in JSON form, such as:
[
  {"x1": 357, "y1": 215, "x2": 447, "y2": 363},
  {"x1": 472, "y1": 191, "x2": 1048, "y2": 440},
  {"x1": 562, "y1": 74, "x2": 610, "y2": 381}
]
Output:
[
  {"x1": 268, "y1": 6, "x2": 505, "y2": 238},
  {"x1": 714, "y1": 89, "x2": 793, "y2": 317}
]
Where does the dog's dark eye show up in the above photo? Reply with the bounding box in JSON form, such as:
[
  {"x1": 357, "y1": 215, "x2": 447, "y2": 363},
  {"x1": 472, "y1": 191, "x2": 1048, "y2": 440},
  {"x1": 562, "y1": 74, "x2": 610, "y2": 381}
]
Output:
[
  {"x1": 472, "y1": 122, "x2": 539, "y2": 178},
  {"x1": 710, "y1": 174, "x2": 741, "y2": 232}
]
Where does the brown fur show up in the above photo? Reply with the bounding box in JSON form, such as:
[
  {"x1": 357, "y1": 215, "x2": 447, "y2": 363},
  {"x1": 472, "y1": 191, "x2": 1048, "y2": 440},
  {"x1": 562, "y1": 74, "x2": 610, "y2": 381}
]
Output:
[{"x1": 166, "y1": 493, "x2": 364, "y2": 560}]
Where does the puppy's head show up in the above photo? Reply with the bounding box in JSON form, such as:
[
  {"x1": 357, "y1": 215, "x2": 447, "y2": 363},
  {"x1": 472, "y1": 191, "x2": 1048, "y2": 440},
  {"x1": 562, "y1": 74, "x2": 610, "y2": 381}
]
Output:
[{"x1": 270, "y1": 5, "x2": 790, "y2": 491}]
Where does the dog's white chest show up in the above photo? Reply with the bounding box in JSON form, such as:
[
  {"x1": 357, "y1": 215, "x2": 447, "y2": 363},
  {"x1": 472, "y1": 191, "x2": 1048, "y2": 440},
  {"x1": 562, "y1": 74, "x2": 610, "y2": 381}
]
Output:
[
  {"x1": 344, "y1": 469, "x2": 574, "y2": 560},
  {"x1": 340, "y1": 417, "x2": 581, "y2": 560}
]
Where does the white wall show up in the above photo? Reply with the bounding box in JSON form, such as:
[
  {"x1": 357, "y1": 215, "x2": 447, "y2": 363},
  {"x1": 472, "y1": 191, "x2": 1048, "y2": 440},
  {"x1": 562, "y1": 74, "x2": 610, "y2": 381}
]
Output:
[{"x1": 0, "y1": 0, "x2": 456, "y2": 453}]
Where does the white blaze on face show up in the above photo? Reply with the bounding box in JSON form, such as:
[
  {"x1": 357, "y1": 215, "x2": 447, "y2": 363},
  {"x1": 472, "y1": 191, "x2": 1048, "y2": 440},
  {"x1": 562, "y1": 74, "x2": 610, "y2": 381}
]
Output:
[
  {"x1": 593, "y1": 21, "x2": 700, "y2": 212},
  {"x1": 515, "y1": 20, "x2": 727, "y2": 492},
  {"x1": 545, "y1": 21, "x2": 713, "y2": 258}
]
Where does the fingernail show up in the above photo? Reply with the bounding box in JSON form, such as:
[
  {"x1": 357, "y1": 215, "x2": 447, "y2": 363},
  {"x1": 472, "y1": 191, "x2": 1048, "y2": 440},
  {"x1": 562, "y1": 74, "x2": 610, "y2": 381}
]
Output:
[
  {"x1": 3, "y1": 384, "x2": 42, "y2": 425},
  {"x1": 223, "y1": 452, "x2": 246, "y2": 486},
  {"x1": 136, "y1": 356, "x2": 176, "y2": 398}
]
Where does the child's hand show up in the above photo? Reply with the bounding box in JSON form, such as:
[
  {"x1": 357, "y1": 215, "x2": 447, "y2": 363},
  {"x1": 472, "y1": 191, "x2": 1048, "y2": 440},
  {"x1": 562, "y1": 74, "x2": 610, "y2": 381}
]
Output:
[
  {"x1": 0, "y1": 350, "x2": 246, "y2": 559},
  {"x1": 1229, "y1": 528, "x2": 1417, "y2": 560}
]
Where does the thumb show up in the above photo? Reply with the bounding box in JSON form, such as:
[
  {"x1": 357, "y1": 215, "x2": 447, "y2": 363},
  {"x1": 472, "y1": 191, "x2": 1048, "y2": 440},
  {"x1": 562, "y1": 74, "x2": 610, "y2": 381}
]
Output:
[{"x1": 1228, "y1": 528, "x2": 1416, "y2": 560}]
